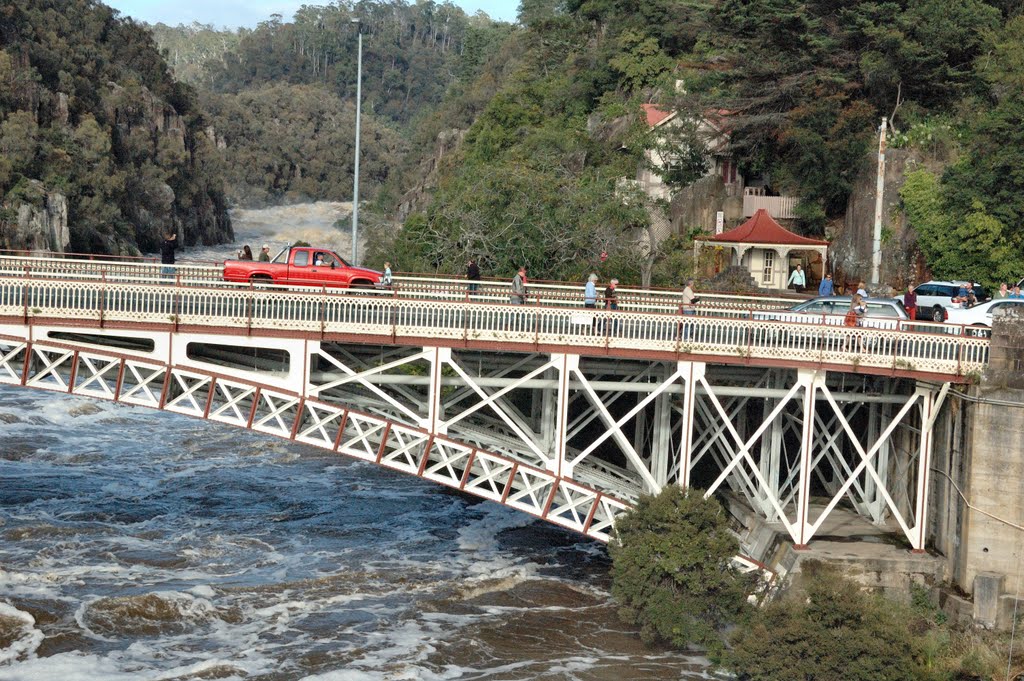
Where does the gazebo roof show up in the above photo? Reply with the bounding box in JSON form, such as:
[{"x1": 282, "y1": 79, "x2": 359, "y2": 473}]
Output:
[{"x1": 699, "y1": 209, "x2": 828, "y2": 247}]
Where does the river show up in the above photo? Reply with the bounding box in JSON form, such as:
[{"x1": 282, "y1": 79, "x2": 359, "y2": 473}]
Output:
[{"x1": 0, "y1": 204, "x2": 722, "y2": 680}]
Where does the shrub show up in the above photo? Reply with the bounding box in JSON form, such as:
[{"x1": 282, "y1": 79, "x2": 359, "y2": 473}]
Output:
[
  {"x1": 722, "y1": 561, "x2": 923, "y2": 681},
  {"x1": 609, "y1": 487, "x2": 750, "y2": 652}
]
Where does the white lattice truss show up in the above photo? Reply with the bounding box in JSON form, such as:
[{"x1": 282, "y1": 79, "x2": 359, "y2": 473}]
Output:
[
  {"x1": 0, "y1": 330, "x2": 951, "y2": 552},
  {"x1": 0, "y1": 338, "x2": 628, "y2": 542}
]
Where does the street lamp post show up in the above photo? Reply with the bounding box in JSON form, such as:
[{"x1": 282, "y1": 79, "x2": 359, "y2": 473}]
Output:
[{"x1": 351, "y1": 18, "x2": 362, "y2": 266}]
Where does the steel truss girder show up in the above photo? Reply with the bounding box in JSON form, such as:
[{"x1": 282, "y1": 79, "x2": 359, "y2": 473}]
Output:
[
  {"x1": 0, "y1": 338, "x2": 629, "y2": 543},
  {"x1": 0, "y1": 331, "x2": 952, "y2": 553},
  {"x1": 689, "y1": 368, "x2": 947, "y2": 549}
]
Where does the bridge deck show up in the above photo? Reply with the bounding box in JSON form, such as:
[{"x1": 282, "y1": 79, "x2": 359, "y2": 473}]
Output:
[{"x1": 0, "y1": 258, "x2": 988, "y2": 382}]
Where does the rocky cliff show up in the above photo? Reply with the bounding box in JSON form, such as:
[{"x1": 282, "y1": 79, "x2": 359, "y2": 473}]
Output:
[
  {"x1": 7, "y1": 182, "x2": 69, "y2": 253},
  {"x1": 0, "y1": 0, "x2": 232, "y2": 257},
  {"x1": 396, "y1": 128, "x2": 466, "y2": 223},
  {"x1": 829, "y1": 147, "x2": 948, "y2": 292}
]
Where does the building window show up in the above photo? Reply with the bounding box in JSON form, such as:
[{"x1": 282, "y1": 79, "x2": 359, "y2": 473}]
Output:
[{"x1": 762, "y1": 250, "x2": 775, "y2": 284}]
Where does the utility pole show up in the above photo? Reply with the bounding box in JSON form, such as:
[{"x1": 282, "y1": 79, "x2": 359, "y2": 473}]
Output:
[
  {"x1": 871, "y1": 117, "x2": 887, "y2": 286},
  {"x1": 351, "y1": 19, "x2": 362, "y2": 266}
]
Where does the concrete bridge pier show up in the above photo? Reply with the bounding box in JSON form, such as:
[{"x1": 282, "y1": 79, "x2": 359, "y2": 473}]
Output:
[{"x1": 928, "y1": 310, "x2": 1024, "y2": 628}]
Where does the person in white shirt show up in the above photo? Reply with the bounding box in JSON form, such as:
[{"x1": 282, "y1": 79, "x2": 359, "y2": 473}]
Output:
[
  {"x1": 787, "y1": 264, "x2": 806, "y2": 293},
  {"x1": 680, "y1": 279, "x2": 698, "y2": 340},
  {"x1": 584, "y1": 273, "x2": 598, "y2": 308}
]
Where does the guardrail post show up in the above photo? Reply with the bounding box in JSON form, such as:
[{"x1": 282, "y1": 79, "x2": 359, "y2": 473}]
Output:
[
  {"x1": 99, "y1": 269, "x2": 106, "y2": 328},
  {"x1": 319, "y1": 285, "x2": 326, "y2": 340},
  {"x1": 172, "y1": 275, "x2": 180, "y2": 332},
  {"x1": 534, "y1": 293, "x2": 541, "y2": 347},
  {"x1": 21, "y1": 265, "x2": 29, "y2": 325},
  {"x1": 246, "y1": 283, "x2": 254, "y2": 336}
]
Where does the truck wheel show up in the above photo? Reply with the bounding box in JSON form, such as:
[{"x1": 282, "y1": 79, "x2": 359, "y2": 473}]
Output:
[{"x1": 249, "y1": 275, "x2": 272, "y2": 288}]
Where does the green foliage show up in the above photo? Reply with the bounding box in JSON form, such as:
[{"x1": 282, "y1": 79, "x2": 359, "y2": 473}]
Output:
[
  {"x1": 393, "y1": 158, "x2": 646, "y2": 280},
  {"x1": 649, "y1": 234, "x2": 697, "y2": 289},
  {"x1": 200, "y1": 84, "x2": 402, "y2": 204},
  {"x1": 609, "y1": 487, "x2": 750, "y2": 652},
  {"x1": 0, "y1": 0, "x2": 230, "y2": 254},
  {"x1": 701, "y1": 0, "x2": 1002, "y2": 225},
  {"x1": 197, "y1": 1, "x2": 495, "y2": 126},
  {"x1": 147, "y1": 22, "x2": 242, "y2": 87},
  {"x1": 721, "y1": 562, "x2": 923, "y2": 681},
  {"x1": 608, "y1": 30, "x2": 673, "y2": 91},
  {"x1": 901, "y1": 168, "x2": 1024, "y2": 289}
]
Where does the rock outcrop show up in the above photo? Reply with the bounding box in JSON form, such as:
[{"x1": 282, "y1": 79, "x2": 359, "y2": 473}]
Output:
[
  {"x1": 831, "y1": 147, "x2": 947, "y2": 290},
  {"x1": 8, "y1": 182, "x2": 69, "y2": 252},
  {"x1": 396, "y1": 128, "x2": 466, "y2": 223}
]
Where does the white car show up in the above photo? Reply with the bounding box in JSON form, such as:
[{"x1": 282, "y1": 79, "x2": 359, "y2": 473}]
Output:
[
  {"x1": 912, "y1": 281, "x2": 990, "y2": 322},
  {"x1": 946, "y1": 298, "x2": 1024, "y2": 331}
]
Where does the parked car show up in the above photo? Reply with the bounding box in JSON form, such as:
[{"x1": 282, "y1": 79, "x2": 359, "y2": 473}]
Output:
[
  {"x1": 946, "y1": 298, "x2": 1024, "y2": 331},
  {"x1": 912, "y1": 281, "x2": 990, "y2": 322},
  {"x1": 223, "y1": 246, "x2": 383, "y2": 289},
  {"x1": 755, "y1": 296, "x2": 910, "y2": 332}
]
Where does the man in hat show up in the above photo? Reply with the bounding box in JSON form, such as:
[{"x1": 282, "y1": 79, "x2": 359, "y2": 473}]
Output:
[{"x1": 259, "y1": 244, "x2": 271, "y2": 262}]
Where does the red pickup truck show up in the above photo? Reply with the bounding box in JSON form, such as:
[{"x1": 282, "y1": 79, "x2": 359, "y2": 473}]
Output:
[{"x1": 223, "y1": 246, "x2": 383, "y2": 288}]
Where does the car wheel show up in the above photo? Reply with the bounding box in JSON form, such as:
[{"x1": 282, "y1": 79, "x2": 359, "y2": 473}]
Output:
[{"x1": 931, "y1": 306, "x2": 945, "y2": 323}]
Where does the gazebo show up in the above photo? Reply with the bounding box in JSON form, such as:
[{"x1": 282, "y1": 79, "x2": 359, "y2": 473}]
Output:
[{"x1": 693, "y1": 209, "x2": 829, "y2": 290}]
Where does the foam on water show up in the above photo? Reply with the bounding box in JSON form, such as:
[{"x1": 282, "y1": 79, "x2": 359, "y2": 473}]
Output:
[
  {"x1": 178, "y1": 202, "x2": 360, "y2": 264},
  {"x1": 0, "y1": 385, "x2": 717, "y2": 680}
]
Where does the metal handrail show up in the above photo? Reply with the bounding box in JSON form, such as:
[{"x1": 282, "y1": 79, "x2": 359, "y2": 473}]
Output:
[
  {"x1": 0, "y1": 253, "x2": 797, "y2": 312},
  {"x1": 0, "y1": 274, "x2": 989, "y2": 377}
]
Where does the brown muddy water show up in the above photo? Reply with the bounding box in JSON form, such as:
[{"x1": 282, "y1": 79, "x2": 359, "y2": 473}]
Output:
[
  {"x1": 0, "y1": 387, "x2": 725, "y2": 680},
  {"x1": 0, "y1": 206, "x2": 727, "y2": 680}
]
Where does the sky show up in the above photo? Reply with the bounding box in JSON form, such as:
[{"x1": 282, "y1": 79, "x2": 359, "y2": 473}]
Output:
[{"x1": 103, "y1": 0, "x2": 520, "y2": 28}]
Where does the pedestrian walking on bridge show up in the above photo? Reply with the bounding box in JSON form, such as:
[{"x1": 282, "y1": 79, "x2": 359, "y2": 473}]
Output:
[
  {"x1": 584, "y1": 273, "x2": 598, "y2": 308},
  {"x1": 511, "y1": 267, "x2": 527, "y2": 304},
  {"x1": 903, "y1": 284, "x2": 917, "y2": 321},
  {"x1": 467, "y1": 258, "x2": 480, "y2": 294},
  {"x1": 160, "y1": 230, "x2": 177, "y2": 281},
  {"x1": 818, "y1": 273, "x2": 833, "y2": 297}
]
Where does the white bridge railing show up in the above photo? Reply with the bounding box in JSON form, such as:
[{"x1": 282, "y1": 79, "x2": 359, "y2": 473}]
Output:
[
  {"x1": 0, "y1": 253, "x2": 798, "y2": 314},
  {"x1": 0, "y1": 274, "x2": 989, "y2": 377}
]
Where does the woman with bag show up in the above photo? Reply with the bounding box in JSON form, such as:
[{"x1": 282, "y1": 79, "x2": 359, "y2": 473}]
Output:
[{"x1": 843, "y1": 294, "x2": 866, "y2": 352}]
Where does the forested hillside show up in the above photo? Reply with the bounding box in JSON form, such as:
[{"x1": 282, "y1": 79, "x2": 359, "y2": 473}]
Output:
[
  {"x1": 152, "y1": 1, "x2": 512, "y2": 206},
  {"x1": 381, "y1": 0, "x2": 1023, "y2": 286},
  {"x1": 0, "y1": 0, "x2": 231, "y2": 254}
]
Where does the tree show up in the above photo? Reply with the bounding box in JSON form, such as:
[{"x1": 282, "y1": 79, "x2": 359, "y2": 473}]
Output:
[
  {"x1": 722, "y1": 562, "x2": 923, "y2": 681},
  {"x1": 609, "y1": 487, "x2": 750, "y2": 653}
]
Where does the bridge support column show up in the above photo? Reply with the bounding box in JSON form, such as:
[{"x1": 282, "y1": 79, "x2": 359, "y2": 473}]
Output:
[
  {"x1": 678, "y1": 361, "x2": 704, "y2": 489},
  {"x1": 911, "y1": 382, "x2": 948, "y2": 551},
  {"x1": 551, "y1": 353, "x2": 576, "y2": 478},
  {"x1": 794, "y1": 368, "x2": 825, "y2": 548},
  {"x1": 650, "y1": 364, "x2": 674, "y2": 487},
  {"x1": 425, "y1": 347, "x2": 451, "y2": 434},
  {"x1": 757, "y1": 372, "x2": 786, "y2": 522}
]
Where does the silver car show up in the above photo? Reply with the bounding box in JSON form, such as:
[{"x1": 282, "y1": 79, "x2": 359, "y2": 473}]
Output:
[{"x1": 757, "y1": 296, "x2": 910, "y2": 329}]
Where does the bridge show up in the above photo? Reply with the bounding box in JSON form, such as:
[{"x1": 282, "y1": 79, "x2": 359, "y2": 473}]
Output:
[{"x1": 0, "y1": 253, "x2": 991, "y2": 560}]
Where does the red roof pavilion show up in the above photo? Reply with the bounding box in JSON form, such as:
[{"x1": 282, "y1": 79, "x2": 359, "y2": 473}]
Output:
[{"x1": 699, "y1": 209, "x2": 828, "y2": 247}]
